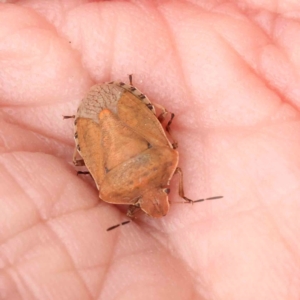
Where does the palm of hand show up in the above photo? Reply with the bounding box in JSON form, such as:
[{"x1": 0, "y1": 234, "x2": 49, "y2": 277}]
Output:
[{"x1": 1, "y1": 2, "x2": 299, "y2": 300}]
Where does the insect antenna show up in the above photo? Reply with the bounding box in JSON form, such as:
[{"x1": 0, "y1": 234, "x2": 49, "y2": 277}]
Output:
[
  {"x1": 106, "y1": 220, "x2": 131, "y2": 231},
  {"x1": 185, "y1": 195, "x2": 223, "y2": 204}
]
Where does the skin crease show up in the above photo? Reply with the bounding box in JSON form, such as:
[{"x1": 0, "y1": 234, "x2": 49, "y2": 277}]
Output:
[{"x1": 1, "y1": 0, "x2": 300, "y2": 299}]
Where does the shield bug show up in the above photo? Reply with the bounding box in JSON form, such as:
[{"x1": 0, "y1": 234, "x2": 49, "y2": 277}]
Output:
[{"x1": 65, "y1": 76, "x2": 222, "y2": 230}]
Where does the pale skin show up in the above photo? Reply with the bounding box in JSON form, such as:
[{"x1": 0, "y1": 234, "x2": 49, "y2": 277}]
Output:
[{"x1": 1, "y1": 1, "x2": 300, "y2": 300}]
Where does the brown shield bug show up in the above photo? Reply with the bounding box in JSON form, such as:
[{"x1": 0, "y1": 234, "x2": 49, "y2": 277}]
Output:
[{"x1": 65, "y1": 76, "x2": 222, "y2": 230}]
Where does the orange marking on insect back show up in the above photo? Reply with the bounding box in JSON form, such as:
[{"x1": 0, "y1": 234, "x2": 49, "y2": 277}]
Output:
[
  {"x1": 70, "y1": 79, "x2": 223, "y2": 228},
  {"x1": 117, "y1": 92, "x2": 170, "y2": 147},
  {"x1": 98, "y1": 108, "x2": 149, "y2": 172}
]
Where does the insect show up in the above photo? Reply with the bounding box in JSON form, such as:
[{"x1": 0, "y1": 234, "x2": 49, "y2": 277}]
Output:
[{"x1": 65, "y1": 76, "x2": 222, "y2": 230}]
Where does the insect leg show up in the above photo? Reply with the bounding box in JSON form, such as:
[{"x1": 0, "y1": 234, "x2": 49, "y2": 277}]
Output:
[
  {"x1": 175, "y1": 167, "x2": 223, "y2": 203},
  {"x1": 128, "y1": 74, "x2": 133, "y2": 85},
  {"x1": 77, "y1": 171, "x2": 90, "y2": 175},
  {"x1": 127, "y1": 205, "x2": 142, "y2": 219},
  {"x1": 72, "y1": 147, "x2": 85, "y2": 166},
  {"x1": 152, "y1": 103, "x2": 178, "y2": 149}
]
